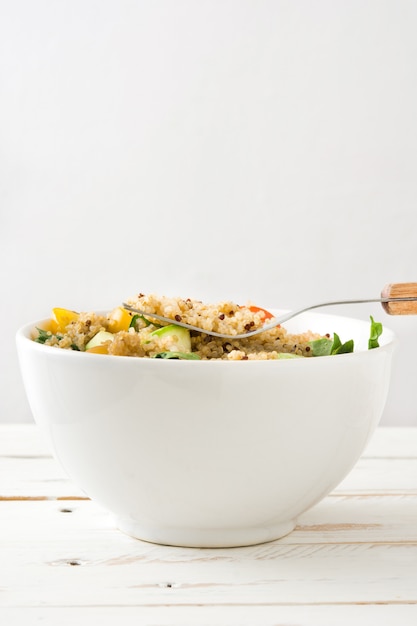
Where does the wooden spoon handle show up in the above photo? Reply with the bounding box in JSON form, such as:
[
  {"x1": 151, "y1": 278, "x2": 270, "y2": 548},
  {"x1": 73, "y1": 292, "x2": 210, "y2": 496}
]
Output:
[{"x1": 381, "y1": 283, "x2": 417, "y2": 315}]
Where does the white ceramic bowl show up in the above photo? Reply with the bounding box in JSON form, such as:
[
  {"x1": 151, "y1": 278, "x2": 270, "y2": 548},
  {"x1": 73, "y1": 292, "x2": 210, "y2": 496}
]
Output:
[{"x1": 16, "y1": 311, "x2": 396, "y2": 547}]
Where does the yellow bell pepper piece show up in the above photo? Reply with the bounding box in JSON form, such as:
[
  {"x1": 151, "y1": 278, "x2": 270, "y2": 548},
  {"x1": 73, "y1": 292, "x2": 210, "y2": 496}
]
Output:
[
  {"x1": 50, "y1": 308, "x2": 79, "y2": 333},
  {"x1": 107, "y1": 307, "x2": 132, "y2": 333},
  {"x1": 86, "y1": 344, "x2": 109, "y2": 354}
]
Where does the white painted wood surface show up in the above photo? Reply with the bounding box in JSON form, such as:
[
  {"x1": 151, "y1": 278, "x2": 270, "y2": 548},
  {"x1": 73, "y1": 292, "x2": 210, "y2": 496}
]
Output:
[{"x1": 1, "y1": 425, "x2": 417, "y2": 625}]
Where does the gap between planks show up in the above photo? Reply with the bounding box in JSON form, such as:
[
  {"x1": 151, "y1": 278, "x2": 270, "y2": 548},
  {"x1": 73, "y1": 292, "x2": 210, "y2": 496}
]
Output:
[
  {"x1": 0, "y1": 495, "x2": 90, "y2": 501},
  {"x1": 1, "y1": 493, "x2": 415, "y2": 501},
  {"x1": 8, "y1": 600, "x2": 417, "y2": 608}
]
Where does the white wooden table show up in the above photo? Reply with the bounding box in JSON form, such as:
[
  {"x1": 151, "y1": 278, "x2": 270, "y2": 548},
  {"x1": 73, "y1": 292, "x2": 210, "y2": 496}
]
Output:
[{"x1": 1, "y1": 424, "x2": 417, "y2": 625}]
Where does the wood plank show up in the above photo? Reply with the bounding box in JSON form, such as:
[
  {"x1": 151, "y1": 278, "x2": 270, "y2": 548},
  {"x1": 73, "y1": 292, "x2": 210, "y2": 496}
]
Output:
[
  {"x1": 1, "y1": 495, "x2": 417, "y2": 545},
  {"x1": 334, "y1": 458, "x2": 417, "y2": 495},
  {"x1": 1, "y1": 426, "x2": 417, "y2": 620},
  {"x1": 294, "y1": 493, "x2": 417, "y2": 543},
  {"x1": 1, "y1": 497, "x2": 417, "y2": 608},
  {"x1": 362, "y1": 427, "x2": 417, "y2": 458},
  {"x1": 2, "y1": 605, "x2": 417, "y2": 626},
  {"x1": 1, "y1": 540, "x2": 417, "y2": 607},
  {"x1": 0, "y1": 456, "x2": 86, "y2": 499},
  {"x1": 0, "y1": 424, "x2": 49, "y2": 457}
]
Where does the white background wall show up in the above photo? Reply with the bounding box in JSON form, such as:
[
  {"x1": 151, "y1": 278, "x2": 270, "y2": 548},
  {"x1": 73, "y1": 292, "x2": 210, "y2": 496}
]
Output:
[{"x1": 1, "y1": 0, "x2": 416, "y2": 424}]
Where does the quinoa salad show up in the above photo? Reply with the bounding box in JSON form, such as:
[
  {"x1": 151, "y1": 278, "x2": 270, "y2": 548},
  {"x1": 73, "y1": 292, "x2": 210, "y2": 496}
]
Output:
[{"x1": 32, "y1": 293, "x2": 383, "y2": 360}]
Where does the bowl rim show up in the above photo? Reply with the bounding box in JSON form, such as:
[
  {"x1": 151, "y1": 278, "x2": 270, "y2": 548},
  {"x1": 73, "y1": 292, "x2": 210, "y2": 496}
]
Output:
[{"x1": 16, "y1": 309, "x2": 398, "y2": 364}]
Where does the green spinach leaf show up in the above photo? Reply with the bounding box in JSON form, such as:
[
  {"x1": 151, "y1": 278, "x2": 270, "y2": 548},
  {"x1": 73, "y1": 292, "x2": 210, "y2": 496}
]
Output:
[
  {"x1": 309, "y1": 333, "x2": 354, "y2": 356},
  {"x1": 369, "y1": 316, "x2": 383, "y2": 349}
]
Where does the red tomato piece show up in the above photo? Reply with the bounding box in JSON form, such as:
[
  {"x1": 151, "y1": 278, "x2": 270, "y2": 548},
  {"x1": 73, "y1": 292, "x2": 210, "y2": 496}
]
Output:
[{"x1": 246, "y1": 306, "x2": 274, "y2": 320}]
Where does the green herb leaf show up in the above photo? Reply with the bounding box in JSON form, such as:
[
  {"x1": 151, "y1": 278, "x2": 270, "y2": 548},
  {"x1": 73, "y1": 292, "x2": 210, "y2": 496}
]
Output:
[
  {"x1": 153, "y1": 351, "x2": 201, "y2": 360},
  {"x1": 369, "y1": 316, "x2": 383, "y2": 349},
  {"x1": 333, "y1": 339, "x2": 354, "y2": 354},
  {"x1": 34, "y1": 328, "x2": 64, "y2": 345},
  {"x1": 331, "y1": 333, "x2": 342, "y2": 353},
  {"x1": 129, "y1": 314, "x2": 139, "y2": 329},
  {"x1": 34, "y1": 328, "x2": 51, "y2": 344},
  {"x1": 140, "y1": 315, "x2": 162, "y2": 328}
]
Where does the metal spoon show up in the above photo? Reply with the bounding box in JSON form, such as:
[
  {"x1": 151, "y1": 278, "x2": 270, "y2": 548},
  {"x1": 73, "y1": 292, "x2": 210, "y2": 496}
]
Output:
[{"x1": 122, "y1": 283, "x2": 417, "y2": 340}]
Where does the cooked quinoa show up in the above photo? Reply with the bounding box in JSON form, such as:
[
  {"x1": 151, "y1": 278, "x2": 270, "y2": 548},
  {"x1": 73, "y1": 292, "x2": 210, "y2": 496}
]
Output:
[{"x1": 33, "y1": 293, "x2": 325, "y2": 360}]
